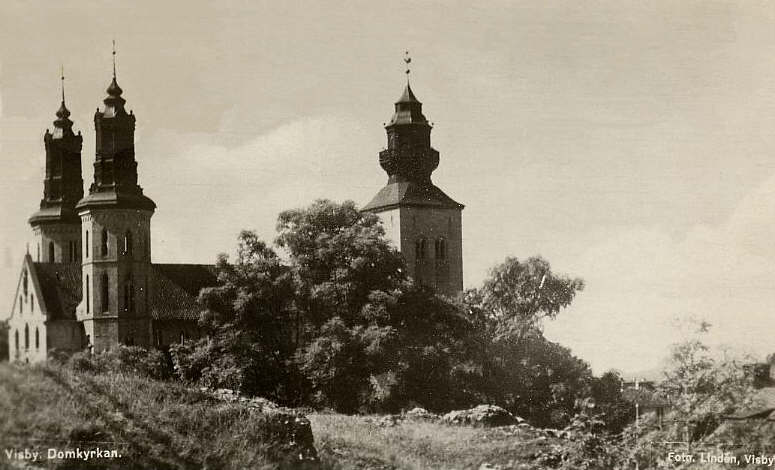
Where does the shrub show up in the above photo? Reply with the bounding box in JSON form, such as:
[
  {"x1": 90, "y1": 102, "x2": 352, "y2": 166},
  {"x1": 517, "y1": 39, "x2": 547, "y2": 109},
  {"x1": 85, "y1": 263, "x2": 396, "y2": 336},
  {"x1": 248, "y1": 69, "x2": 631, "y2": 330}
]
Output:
[{"x1": 65, "y1": 345, "x2": 172, "y2": 380}]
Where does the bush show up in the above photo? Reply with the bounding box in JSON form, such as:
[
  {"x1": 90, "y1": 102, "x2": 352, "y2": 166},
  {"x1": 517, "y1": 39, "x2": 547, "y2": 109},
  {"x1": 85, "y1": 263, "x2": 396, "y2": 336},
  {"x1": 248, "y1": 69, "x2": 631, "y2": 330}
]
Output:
[{"x1": 66, "y1": 345, "x2": 173, "y2": 380}]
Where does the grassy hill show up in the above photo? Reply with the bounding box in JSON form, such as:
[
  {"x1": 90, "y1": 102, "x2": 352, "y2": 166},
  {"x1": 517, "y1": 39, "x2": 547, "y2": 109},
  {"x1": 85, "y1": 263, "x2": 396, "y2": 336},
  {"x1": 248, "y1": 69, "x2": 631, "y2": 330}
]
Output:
[
  {"x1": 0, "y1": 362, "x2": 559, "y2": 470},
  {"x1": 0, "y1": 362, "x2": 319, "y2": 470}
]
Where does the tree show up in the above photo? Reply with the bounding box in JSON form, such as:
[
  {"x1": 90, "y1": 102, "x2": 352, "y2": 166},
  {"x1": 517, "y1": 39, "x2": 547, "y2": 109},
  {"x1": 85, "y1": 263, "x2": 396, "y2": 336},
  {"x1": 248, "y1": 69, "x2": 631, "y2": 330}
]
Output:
[
  {"x1": 480, "y1": 256, "x2": 584, "y2": 350},
  {"x1": 463, "y1": 257, "x2": 588, "y2": 426},
  {"x1": 173, "y1": 231, "x2": 298, "y2": 400}
]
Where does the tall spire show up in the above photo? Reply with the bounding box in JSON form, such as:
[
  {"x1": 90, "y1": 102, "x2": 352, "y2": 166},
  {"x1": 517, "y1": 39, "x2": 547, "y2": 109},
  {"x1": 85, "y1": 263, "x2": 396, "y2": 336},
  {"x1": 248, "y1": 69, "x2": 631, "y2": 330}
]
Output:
[
  {"x1": 375, "y1": 55, "x2": 438, "y2": 185},
  {"x1": 29, "y1": 71, "x2": 84, "y2": 226},
  {"x1": 77, "y1": 44, "x2": 155, "y2": 212}
]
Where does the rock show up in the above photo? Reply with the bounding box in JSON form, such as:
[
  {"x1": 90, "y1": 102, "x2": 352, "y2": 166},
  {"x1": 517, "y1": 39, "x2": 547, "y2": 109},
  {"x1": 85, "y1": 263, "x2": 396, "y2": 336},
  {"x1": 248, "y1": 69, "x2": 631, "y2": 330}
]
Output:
[
  {"x1": 376, "y1": 415, "x2": 402, "y2": 427},
  {"x1": 405, "y1": 407, "x2": 437, "y2": 421},
  {"x1": 442, "y1": 404, "x2": 517, "y2": 427}
]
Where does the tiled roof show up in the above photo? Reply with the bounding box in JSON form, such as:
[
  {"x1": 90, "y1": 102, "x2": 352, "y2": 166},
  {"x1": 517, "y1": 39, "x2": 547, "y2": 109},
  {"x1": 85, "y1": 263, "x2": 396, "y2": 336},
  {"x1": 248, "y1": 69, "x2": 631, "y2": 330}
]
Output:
[
  {"x1": 28, "y1": 262, "x2": 217, "y2": 322},
  {"x1": 149, "y1": 264, "x2": 217, "y2": 321},
  {"x1": 32, "y1": 263, "x2": 82, "y2": 320},
  {"x1": 362, "y1": 180, "x2": 464, "y2": 212}
]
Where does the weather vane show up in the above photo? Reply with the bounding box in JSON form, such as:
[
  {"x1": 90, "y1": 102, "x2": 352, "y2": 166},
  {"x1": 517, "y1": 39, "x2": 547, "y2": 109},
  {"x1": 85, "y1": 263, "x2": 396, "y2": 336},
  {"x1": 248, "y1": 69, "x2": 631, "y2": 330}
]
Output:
[{"x1": 404, "y1": 50, "x2": 411, "y2": 81}]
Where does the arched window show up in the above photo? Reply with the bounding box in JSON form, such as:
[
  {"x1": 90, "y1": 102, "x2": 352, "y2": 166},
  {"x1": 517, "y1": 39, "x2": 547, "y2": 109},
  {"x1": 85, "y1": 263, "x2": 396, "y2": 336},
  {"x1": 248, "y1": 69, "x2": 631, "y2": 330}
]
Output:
[
  {"x1": 49, "y1": 242, "x2": 55, "y2": 263},
  {"x1": 35, "y1": 327, "x2": 39, "y2": 349},
  {"x1": 23, "y1": 269, "x2": 28, "y2": 296},
  {"x1": 31, "y1": 295, "x2": 34, "y2": 313},
  {"x1": 101, "y1": 229, "x2": 109, "y2": 257},
  {"x1": 123, "y1": 231, "x2": 132, "y2": 256},
  {"x1": 101, "y1": 273, "x2": 109, "y2": 312},
  {"x1": 435, "y1": 238, "x2": 447, "y2": 260},
  {"x1": 85, "y1": 230, "x2": 89, "y2": 258},
  {"x1": 124, "y1": 275, "x2": 134, "y2": 312},
  {"x1": 86, "y1": 275, "x2": 90, "y2": 314},
  {"x1": 19, "y1": 296, "x2": 22, "y2": 314},
  {"x1": 24, "y1": 324, "x2": 29, "y2": 350},
  {"x1": 37, "y1": 243, "x2": 40, "y2": 261},
  {"x1": 415, "y1": 238, "x2": 427, "y2": 260}
]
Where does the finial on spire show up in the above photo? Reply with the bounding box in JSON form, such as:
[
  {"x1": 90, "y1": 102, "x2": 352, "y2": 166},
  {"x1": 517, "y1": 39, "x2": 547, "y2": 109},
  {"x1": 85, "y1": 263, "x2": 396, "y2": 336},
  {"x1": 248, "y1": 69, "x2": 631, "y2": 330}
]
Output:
[
  {"x1": 112, "y1": 39, "x2": 117, "y2": 79},
  {"x1": 60, "y1": 64, "x2": 65, "y2": 103},
  {"x1": 404, "y1": 50, "x2": 411, "y2": 82}
]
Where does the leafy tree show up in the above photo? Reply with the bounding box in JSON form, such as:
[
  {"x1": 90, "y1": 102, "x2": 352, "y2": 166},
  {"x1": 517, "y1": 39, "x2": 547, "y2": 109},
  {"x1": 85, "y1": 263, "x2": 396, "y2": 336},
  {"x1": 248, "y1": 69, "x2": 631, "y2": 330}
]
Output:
[
  {"x1": 590, "y1": 370, "x2": 635, "y2": 434},
  {"x1": 173, "y1": 231, "x2": 298, "y2": 400},
  {"x1": 480, "y1": 256, "x2": 584, "y2": 350}
]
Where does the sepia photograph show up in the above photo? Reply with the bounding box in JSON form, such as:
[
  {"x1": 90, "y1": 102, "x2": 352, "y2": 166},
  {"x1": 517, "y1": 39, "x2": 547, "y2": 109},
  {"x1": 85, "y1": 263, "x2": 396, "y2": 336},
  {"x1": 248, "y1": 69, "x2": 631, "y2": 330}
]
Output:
[{"x1": 1, "y1": 1, "x2": 775, "y2": 468}]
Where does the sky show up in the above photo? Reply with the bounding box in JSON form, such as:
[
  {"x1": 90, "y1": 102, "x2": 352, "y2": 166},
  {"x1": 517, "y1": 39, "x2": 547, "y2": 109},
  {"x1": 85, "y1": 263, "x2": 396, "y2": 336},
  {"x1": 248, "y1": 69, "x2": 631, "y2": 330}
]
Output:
[{"x1": 2, "y1": 0, "x2": 775, "y2": 375}]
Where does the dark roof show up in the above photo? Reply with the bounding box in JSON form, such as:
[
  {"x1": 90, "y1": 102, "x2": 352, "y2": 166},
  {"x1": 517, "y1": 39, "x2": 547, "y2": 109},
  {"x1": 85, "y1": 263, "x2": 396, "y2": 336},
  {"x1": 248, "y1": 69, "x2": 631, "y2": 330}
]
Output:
[
  {"x1": 28, "y1": 262, "x2": 216, "y2": 322},
  {"x1": 363, "y1": 180, "x2": 464, "y2": 212},
  {"x1": 32, "y1": 263, "x2": 81, "y2": 320},
  {"x1": 150, "y1": 264, "x2": 217, "y2": 321},
  {"x1": 397, "y1": 83, "x2": 420, "y2": 104}
]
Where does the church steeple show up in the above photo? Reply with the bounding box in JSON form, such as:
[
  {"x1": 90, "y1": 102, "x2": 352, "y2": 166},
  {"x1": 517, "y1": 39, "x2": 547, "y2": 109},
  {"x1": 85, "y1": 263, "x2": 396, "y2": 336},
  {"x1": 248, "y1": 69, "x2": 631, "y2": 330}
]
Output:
[
  {"x1": 379, "y1": 80, "x2": 439, "y2": 186},
  {"x1": 29, "y1": 69, "x2": 84, "y2": 226},
  {"x1": 77, "y1": 44, "x2": 155, "y2": 212}
]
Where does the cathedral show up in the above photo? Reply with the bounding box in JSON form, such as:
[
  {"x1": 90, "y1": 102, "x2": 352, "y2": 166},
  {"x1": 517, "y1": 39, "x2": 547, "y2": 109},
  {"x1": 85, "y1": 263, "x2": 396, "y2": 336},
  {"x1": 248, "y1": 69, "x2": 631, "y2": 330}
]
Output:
[{"x1": 7, "y1": 61, "x2": 463, "y2": 363}]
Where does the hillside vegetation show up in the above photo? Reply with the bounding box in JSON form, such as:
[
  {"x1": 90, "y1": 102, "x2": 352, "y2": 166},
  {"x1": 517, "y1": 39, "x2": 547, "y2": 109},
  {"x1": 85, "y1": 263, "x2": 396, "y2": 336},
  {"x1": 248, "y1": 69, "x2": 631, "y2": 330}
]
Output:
[{"x1": 0, "y1": 362, "x2": 320, "y2": 470}]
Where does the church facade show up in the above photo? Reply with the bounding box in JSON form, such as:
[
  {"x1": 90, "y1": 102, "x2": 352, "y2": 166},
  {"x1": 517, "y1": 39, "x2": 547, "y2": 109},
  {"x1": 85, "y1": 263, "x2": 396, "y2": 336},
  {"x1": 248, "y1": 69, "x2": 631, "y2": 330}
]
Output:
[
  {"x1": 7, "y1": 70, "x2": 215, "y2": 363},
  {"x1": 7, "y1": 66, "x2": 463, "y2": 363},
  {"x1": 363, "y1": 81, "x2": 464, "y2": 297}
]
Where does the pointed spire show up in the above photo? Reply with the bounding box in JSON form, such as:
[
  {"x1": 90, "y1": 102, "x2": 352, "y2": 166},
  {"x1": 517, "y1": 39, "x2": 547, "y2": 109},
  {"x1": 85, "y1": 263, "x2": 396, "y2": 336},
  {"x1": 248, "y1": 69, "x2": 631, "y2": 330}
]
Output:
[
  {"x1": 60, "y1": 64, "x2": 65, "y2": 103},
  {"x1": 112, "y1": 39, "x2": 117, "y2": 79},
  {"x1": 53, "y1": 66, "x2": 72, "y2": 128}
]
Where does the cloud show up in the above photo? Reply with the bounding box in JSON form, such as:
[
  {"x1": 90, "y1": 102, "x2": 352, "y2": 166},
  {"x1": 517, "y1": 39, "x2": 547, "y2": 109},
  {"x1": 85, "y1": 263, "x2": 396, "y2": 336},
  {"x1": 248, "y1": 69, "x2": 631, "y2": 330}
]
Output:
[{"x1": 545, "y1": 173, "x2": 775, "y2": 374}]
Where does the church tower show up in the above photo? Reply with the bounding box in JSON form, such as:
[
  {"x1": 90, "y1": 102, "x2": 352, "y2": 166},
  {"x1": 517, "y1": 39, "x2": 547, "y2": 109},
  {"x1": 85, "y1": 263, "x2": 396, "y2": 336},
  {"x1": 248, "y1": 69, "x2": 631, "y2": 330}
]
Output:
[
  {"x1": 28, "y1": 72, "x2": 84, "y2": 264},
  {"x1": 75, "y1": 51, "x2": 156, "y2": 352},
  {"x1": 363, "y1": 64, "x2": 464, "y2": 296}
]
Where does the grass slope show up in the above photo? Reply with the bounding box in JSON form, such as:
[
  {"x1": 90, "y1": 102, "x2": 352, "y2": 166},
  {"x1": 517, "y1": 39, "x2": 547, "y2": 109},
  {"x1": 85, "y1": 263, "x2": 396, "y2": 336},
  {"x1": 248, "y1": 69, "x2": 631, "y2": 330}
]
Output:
[
  {"x1": 0, "y1": 363, "x2": 315, "y2": 470},
  {"x1": 310, "y1": 414, "x2": 551, "y2": 470}
]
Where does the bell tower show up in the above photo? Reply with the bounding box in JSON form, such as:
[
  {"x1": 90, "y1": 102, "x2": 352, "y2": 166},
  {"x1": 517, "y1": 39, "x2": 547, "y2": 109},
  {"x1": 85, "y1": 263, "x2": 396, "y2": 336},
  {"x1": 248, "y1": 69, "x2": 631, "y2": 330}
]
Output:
[
  {"x1": 363, "y1": 56, "x2": 464, "y2": 296},
  {"x1": 76, "y1": 45, "x2": 155, "y2": 351},
  {"x1": 29, "y1": 69, "x2": 84, "y2": 264}
]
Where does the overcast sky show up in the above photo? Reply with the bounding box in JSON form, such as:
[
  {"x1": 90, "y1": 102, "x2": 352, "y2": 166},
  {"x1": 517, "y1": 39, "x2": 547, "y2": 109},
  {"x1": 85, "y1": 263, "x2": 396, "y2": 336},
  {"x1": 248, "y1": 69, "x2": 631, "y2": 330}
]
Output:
[{"x1": 2, "y1": 0, "x2": 775, "y2": 375}]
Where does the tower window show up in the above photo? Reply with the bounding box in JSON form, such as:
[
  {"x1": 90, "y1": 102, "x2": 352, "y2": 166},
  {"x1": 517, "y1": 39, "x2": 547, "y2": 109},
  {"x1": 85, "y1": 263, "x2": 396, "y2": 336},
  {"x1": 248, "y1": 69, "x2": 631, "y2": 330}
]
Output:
[
  {"x1": 86, "y1": 275, "x2": 90, "y2": 314},
  {"x1": 85, "y1": 231, "x2": 89, "y2": 258},
  {"x1": 14, "y1": 330, "x2": 19, "y2": 351},
  {"x1": 24, "y1": 324, "x2": 29, "y2": 350},
  {"x1": 35, "y1": 327, "x2": 39, "y2": 350},
  {"x1": 415, "y1": 238, "x2": 427, "y2": 260},
  {"x1": 101, "y1": 229, "x2": 109, "y2": 257},
  {"x1": 69, "y1": 241, "x2": 76, "y2": 263},
  {"x1": 101, "y1": 273, "x2": 109, "y2": 312},
  {"x1": 23, "y1": 270, "x2": 28, "y2": 296},
  {"x1": 435, "y1": 238, "x2": 447, "y2": 260},
  {"x1": 124, "y1": 275, "x2": 135, "y2": 312},
  {"x1": 37, "y1": 244, "x2": 40, "y2": 262},
  {"x1": 19, "y1": 296, "x2": 22, "y2": 314},
  {"x1": 123, "y1": 231, "x2": 132, "y2": 256},
  {"x1": 31, "y1": 295, "x2": 34, "y2": 313},
  {"x1": 49, "y1": 242, "x2": 55, "y2": 263}
]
